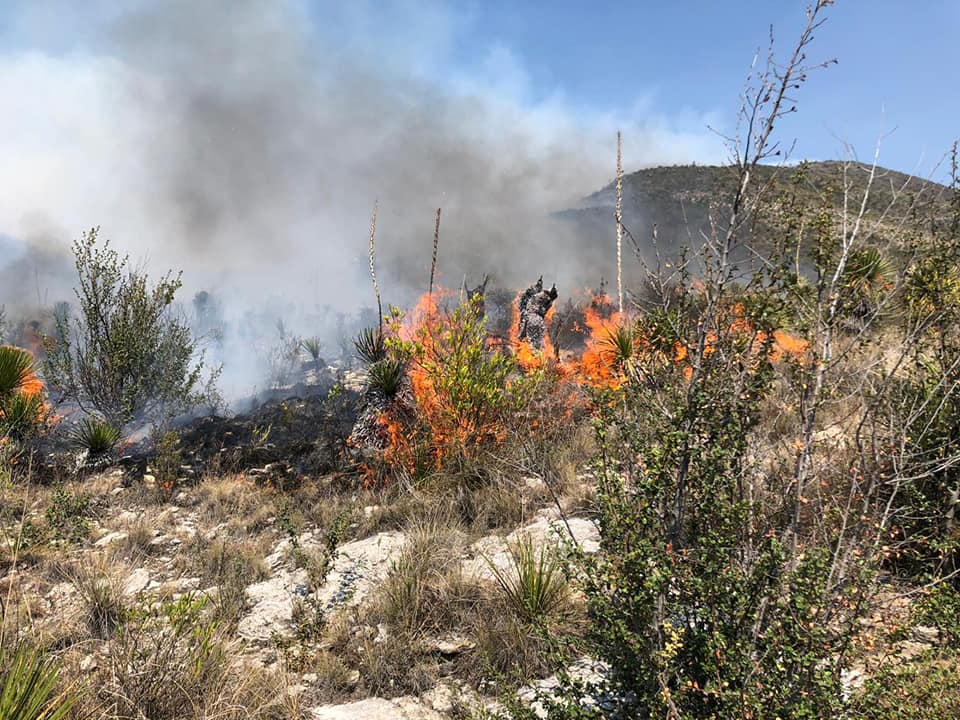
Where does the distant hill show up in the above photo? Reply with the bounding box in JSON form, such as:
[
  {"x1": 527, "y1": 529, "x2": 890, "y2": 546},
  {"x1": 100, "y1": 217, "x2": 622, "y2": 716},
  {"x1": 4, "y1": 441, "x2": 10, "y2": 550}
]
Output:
[{"x1": 557, "y1": 161, "x2": 952, "y2": 260}]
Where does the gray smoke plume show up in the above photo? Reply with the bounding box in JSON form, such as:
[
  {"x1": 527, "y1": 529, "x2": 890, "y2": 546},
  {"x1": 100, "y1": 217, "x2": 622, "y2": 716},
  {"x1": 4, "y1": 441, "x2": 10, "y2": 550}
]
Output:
[{"x1": 0, "y1": 0, "x2": 720, "y2": 397}]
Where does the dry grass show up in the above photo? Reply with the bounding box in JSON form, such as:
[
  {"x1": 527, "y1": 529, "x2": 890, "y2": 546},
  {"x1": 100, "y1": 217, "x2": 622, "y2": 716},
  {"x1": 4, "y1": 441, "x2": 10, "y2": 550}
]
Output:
[
  {"x1": 62, "y1": 558, "x2": 128, "y2": 641},
  {"x1": 183, "y1": 535, "x2": 270, "y2": 627},
  {"x1": 196, "y1": 474, "x2": 279, "y2": 533},
  {"x1": 119, "y1": 515, "x2": 158, "y2": 558}
]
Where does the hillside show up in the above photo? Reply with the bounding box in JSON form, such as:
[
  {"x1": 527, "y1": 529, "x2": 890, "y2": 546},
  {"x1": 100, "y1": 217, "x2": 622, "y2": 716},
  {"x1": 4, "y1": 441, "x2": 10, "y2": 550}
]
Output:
[{"x1": 558, "y1": 161, "x2": 952, "y2": 258}]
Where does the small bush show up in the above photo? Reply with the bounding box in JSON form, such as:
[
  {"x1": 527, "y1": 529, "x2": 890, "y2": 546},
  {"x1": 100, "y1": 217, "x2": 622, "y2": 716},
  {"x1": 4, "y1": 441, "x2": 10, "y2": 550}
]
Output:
[
  {"x1": 101, "y1": 593, "x2": 231, "y2": 720},
  {"x1": 913, "y1": 583, "x2": 960, "y2": 646},
  {"x1": 850, "y1": 652, "x2": 960, "y2": 720},
  {"x1": 45, "y1": 488, "x2": 91, "y2": 544},
  {"x1": 152, "y1": 430, "x2": 182, "y2": 494}
]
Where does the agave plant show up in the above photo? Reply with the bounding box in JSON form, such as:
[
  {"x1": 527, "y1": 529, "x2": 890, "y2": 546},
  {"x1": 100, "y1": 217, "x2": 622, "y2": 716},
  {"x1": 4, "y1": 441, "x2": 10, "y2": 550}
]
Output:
[
  {"x1": 843, "y1": 247, "x2": 894, "y2": 296},
  {"x1": 0, "y1": 393, "x2": 46, "y2": 439},
  {"x1": 0, "y1": 641, "x2": 78, "y2": 720},
  {"x1": 354, "y1": 327, "x2": 387, "y2": 365},
  {"x1": 69, "y1": 416, "x2": 122, "y2": 455},
  {"x1": 367, "y1": 357, "x2": 406, "y2": 399}
]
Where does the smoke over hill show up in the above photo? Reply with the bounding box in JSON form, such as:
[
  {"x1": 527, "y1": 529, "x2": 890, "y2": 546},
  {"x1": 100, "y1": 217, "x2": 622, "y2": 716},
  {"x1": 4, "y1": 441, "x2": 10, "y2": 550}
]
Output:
[{"x1": 0, "y1": 0, "x2": 720, "y2": 319}]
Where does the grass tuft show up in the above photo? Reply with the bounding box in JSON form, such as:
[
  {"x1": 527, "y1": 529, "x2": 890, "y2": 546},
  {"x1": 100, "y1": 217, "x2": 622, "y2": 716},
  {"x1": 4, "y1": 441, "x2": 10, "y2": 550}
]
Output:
[{"x1": 486, "y1": 533, "x2": 570, "y2": 626}]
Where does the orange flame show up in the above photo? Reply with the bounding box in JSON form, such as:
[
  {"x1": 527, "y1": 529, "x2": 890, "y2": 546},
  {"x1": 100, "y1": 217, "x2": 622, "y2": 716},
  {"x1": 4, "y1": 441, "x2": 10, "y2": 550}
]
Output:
[{"x1": 361, "y1": 286, "x2": 809, "y2": 482}]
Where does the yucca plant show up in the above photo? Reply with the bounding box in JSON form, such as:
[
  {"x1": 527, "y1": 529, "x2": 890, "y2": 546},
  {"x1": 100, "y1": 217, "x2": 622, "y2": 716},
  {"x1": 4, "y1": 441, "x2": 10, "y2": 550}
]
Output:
[
  {"x1": 300, "y1": 336, "x2": 322, "y2": 362},
  {"x1": 367, "y1": 357, "x2": 406, "y2": 399},
  {"x1": 486, "y1": 534, "x2": 570, "y2": 626},
  {"x1": 0, "y1": 346, "x2": 34, "y2": 398},
  {"x1": 69, "y1": 416, "x2": 122, "y2": 455},
  {"x1": 601, "y1": 324, "x2": 638, "y2": 372},
  {"x1": 354, "y1": 327, "x2": 387, "y2": 365},
  {"x1": 0, "y1": 641, "x2": 78, "y2": 720},
  {"x1": 843, "y1": 247, "x2": 894, "y2": 296},
  {"x1": 0, "y1": 393, "x2": 46, "y2": 439}
]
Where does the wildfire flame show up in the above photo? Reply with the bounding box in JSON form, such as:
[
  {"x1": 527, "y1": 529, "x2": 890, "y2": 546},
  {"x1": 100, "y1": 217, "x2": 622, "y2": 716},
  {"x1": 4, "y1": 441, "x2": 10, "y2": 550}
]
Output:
[{"x1": 360, "y1": 286, "x2": 809, "y2": 480}]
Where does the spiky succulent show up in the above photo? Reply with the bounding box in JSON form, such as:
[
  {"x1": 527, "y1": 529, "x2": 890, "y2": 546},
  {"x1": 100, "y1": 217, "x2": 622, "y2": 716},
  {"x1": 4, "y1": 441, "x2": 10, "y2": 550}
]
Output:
[
  {"x1": 602, "y1": 324, "x2": 638, "y2": 371},
  {"x1": 367, "y1": 357, "x2": 406, "y2": 399},
  {"x1": 354, "y1": 327, "x2": 387, "y2": 365},
  {"x1": 0, "y1": 641, "x2": 78, "y2": 719},
  {"x1": 69, "y1": 417, "x2": 122, "y2": 455},
  {"x1": 0, "y1": 393, "x2": 46, "y2": 438},
  {"x1": 0, "y1": 345, "x2": 34, "y2": 397},
  {"x1": 843, "y1": 247, "x2": 894, "y2": 295},
  {"x1": 300, "y1": 336, "x2": 322, "y2": 362}
]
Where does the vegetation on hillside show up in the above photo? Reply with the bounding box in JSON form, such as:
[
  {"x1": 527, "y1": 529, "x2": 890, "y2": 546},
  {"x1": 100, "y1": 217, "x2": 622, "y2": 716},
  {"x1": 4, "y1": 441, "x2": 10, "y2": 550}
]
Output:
[{"x1": 1, "y1": 2, "x2": 959, "y2": 719}]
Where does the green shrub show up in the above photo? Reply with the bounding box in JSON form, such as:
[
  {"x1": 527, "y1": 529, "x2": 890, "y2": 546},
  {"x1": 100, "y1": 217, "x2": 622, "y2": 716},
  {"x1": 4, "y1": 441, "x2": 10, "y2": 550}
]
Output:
[
  {"x1": 914, "y1": 583, "x2": 960, "y2": 645},
  {"x1": 43, "y1": 228, "x2": 217, "y2": 426},
  {"x1": 152, "y1": 430, "x2": 182, "y2": 493},
  {"x1": 45, "y1": 488, "x2": 90, "y2": 543},
  {"x1": 102, "y1": 593, "x2": 231, "y2": 720}
]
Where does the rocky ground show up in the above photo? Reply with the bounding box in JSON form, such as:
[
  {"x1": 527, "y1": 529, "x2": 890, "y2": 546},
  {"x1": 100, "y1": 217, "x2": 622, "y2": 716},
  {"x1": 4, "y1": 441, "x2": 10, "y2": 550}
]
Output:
[
  {"x1": 2, "y1": 365, "x2": 952, "y2": 718},
  {"x1": 1, "y1": 444, "x2": 606, "y2": 719}
]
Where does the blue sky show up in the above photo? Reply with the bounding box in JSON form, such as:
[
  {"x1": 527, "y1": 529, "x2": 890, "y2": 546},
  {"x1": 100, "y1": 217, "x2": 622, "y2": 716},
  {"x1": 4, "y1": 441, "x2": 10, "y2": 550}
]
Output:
[
  {"x1": 3, "y1": 1, "x2": 957, "y2": 178},
  {"x1": 307, "y1": 0, "x2": 960, "y2": 178},
  {"x1": 485, "y1": 1, "x2": 959, "y2": 176}
]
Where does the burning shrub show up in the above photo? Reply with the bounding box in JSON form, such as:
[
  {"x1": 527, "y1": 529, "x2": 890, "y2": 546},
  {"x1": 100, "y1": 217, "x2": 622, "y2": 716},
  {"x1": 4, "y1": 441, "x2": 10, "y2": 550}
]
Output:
[
  {"x1": 44, "y1": 228, "x2": 218, "y2": 427},
  {"x1": 351, "y1": 292, "x2": 557, "y2": 484},
  {"x1": 0, "y1": 345, "x2": 48, "y2": 442},
  {"x1": 397, "y1": 293, "x2": 539, "y2": 468}
]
